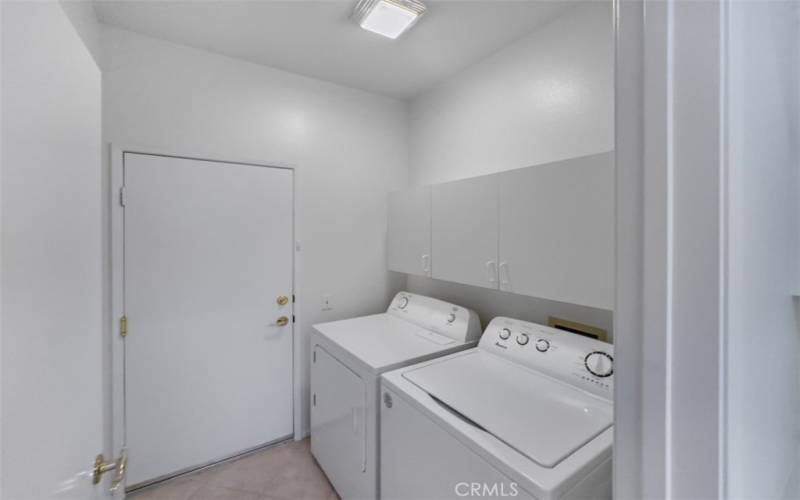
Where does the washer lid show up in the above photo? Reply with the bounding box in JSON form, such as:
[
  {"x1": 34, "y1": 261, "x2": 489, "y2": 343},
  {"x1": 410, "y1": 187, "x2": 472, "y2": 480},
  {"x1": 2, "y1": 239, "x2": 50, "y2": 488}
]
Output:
[{"x1": 402, "y1": 350, "x2": 613, "y2": 468}]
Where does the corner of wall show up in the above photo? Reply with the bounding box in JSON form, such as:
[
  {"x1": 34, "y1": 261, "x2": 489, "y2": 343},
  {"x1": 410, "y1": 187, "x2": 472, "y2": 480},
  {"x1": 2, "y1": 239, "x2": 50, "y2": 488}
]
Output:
[{"x1": 59, "y1": 0, "x2": 101, "y2": 67}]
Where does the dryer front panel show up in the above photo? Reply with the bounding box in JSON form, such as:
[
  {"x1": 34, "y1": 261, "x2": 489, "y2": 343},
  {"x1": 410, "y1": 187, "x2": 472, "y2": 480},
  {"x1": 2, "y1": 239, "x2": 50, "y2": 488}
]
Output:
[{"x1": 310, "y1": 345, "x2": 368, "y2": 499}]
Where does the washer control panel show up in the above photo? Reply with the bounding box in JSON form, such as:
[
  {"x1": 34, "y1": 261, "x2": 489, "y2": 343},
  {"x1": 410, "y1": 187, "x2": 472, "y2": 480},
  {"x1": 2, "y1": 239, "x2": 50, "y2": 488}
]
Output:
[
  {"x1": 387, "y1": 292, "x2": 482, "y2": 343},
  {"x1": 397, "y1": 296, "x2": 410, "y2": 309},
  {"x1": 536, "y1": 339, "x2": 550, "y2": 352},
  {"x1": 479, "y1": 316, "x2": 614, "y2": 398},
  {"x1": 585, "y1": 351, "x2": 613, "y2": 378}
]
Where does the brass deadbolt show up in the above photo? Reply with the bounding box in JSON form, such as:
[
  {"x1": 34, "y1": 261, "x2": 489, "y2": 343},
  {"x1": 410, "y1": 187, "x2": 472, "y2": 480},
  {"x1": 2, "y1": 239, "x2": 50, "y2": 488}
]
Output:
[{"x1": 277, "y1": 295, "x2": 289, "y2": 306}]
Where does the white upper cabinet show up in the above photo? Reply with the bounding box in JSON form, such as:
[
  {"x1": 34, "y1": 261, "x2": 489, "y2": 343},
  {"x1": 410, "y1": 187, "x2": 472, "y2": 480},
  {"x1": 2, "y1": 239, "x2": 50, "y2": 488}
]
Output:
[
  {"x1": 388, "y1": 186, "x2": 432, "y2": 277},
  {"x1": 498, "y1": 153, "x2": 614, "y2": 309},
  {"x1": 388, "y1": 153, "x2": 614, "y2": 311},
  {"x1": 431, "y1": 175, "x2": 499, "y2": 289}
]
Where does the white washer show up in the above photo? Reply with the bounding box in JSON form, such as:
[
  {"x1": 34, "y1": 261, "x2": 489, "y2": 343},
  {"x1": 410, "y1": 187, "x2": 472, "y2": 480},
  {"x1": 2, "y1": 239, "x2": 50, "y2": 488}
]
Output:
[
  {"x1": 380, "y1": 316, "x2": 614, "y2": 500},
  {"x1": 311, "y1": 292, "x2": 481, "y2": 500}
]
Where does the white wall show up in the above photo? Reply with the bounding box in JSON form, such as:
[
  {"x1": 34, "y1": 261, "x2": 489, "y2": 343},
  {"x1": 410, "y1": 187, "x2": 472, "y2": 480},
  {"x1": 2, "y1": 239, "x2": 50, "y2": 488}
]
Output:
[
  {"x1": 100, "y1": 26, "x2": 409, "y2": 440},
  {"x1": 59, "y1": 0, "x2": 101, "y2": 66},
  {"x1": 408, "y1": 2, "x2": 613, "y2": 186},
  {"x1": 1, "y1": 1, "x2": 103, "y2": 497},
  {"x1": 725, "y1": 2, "x2": 800, "y2": 498},
  {"x1": 405, "y1": 2, "x2": 614, "y2": 335}
]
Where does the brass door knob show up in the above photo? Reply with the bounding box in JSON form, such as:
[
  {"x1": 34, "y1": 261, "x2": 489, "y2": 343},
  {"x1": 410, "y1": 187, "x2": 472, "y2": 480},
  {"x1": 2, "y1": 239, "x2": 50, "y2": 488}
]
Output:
[
  {"x1": 276, "y1": 316, "x2": 289, "y2": 327},
  {"x1": 277, "y1": 295, "x2": 289, "y2": 306}
]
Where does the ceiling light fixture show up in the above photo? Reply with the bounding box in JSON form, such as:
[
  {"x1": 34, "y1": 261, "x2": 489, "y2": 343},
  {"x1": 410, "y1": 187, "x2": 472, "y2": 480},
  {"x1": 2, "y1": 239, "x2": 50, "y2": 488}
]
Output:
[{"x1": 352, "y1": 0, "x2": 426, "y2": 40}]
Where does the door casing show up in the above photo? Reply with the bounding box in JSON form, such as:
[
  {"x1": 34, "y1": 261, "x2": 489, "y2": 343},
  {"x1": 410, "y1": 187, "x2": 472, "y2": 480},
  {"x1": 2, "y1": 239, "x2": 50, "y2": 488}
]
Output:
[{"x1": 109, "y1": 144, "x2": 303, "y2": 492}]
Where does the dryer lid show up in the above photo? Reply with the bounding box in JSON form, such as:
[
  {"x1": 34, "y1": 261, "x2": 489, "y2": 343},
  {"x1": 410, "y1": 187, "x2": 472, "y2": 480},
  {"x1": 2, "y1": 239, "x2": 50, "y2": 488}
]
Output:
[
  {"x1": 314, "y1": 314, "x2": 468, "y2": 372},
  {"x1": 402, "y1": 350, "x2": 613, "y2": 468}
]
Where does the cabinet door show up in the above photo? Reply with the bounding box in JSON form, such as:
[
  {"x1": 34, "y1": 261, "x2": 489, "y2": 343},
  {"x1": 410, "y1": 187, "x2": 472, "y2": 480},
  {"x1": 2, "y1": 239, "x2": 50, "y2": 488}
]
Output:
[
  {"x1": 388, "y1": 187, "x2": 431, "y2": 276},
  {"x1": 499, "y1": 152, "x2": 614, "y2": 309},
  {"x1": 432, "y1": 175, "x2": 499, "y2": 289}
]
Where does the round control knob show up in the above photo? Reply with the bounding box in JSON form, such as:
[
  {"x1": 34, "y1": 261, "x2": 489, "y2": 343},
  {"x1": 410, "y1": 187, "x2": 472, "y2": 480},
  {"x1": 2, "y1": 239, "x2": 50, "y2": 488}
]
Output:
[
  {"x1": 397, "y1": 296, "x2": 409, "y2": 309},
  {"x1": 446, "y1": 313, "x2": 456, "y2": 323},
  {"x1": 499, "y1": 328, "x2": 511, "y2": 340},
  {"x1": 584, "y1": 351, "x2": 614, "y2": 378},
  {"x1": 516, "y1": 333, "x2": 530, "y2": 346},
  {"x1": 535, "y1": 339, "x2": 550, "y2": 352}
]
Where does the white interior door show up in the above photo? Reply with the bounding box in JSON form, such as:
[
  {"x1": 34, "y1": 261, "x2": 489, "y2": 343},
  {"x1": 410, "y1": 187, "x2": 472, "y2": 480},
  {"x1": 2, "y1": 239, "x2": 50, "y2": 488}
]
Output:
[
  {"x1": 123, "y1": 153, "x2": 294, "y2": 486},
  {"x1": 1, "y1": 2, "x2": 109, "y2": 498}
]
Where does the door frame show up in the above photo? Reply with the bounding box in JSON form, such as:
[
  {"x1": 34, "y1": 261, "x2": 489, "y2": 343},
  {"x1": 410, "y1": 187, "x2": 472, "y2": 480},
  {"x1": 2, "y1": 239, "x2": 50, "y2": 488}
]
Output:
[
  {"x1": 109, "y1": 143, "x2": 303, "y2": 488},
  {"x1": 613, "y1": 1, "x2": 728, "y2": 498}
]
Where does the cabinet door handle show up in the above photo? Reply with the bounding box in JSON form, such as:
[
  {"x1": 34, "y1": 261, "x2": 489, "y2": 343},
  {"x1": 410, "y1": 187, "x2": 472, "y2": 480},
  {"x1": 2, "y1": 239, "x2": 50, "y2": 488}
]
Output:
[
  {"x1": 499, "y1": 261, "x2": 510, "y2": 288},
  {"x1": 486, "y1": 260, "x2": 498, "y2": 284},
  {"x1": 421, "y1": 254, "x2": 431, "y2": 275}
]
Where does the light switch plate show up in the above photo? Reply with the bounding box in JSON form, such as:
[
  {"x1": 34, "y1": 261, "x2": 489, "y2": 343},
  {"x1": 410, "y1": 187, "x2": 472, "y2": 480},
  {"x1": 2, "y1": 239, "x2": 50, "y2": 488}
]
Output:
[{"x1": 322, "y1": 294, "x2": 333, "y2": 311}]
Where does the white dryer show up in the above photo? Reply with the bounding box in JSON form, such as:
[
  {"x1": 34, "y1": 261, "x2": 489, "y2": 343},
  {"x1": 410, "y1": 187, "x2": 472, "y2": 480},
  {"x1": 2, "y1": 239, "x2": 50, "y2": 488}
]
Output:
[
  {"x1": 380, "y1": 316, "x2": 614, "y2": 500},
  {"x1": 311, "y1": 292, "x2": 481, "y2": 500}
]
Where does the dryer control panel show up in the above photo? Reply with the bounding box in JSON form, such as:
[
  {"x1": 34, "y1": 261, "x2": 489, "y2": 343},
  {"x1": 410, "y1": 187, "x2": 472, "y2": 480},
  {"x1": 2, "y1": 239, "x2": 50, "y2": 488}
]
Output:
[
  {"x1": 387, "y1": 292, "x2": 481, "y2": 343},
  {"x1": 478, "y1": 316, "x2": 614, "y2": 399}
]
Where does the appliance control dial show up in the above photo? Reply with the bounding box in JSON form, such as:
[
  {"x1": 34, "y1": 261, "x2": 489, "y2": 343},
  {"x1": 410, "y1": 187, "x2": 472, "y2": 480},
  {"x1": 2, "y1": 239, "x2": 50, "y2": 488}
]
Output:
[
  {"x1": 535, "y1": 339, "x2": 550, "y2": 352},
  {"x1": 584, "y1": 351, "x2": 614, "y2": 378},
  {"x1": 446, "y1": 313, "x2": 456, "y2": 323},
  {"x1": 397, "y1": 296, "x2": 409, "y2": 309},
  {"x1": 516, "y1": 333, "x2": 530, "y2": 346},
  {"x1": 499, "y1": 328, "x2": 511, "y2": 340}
]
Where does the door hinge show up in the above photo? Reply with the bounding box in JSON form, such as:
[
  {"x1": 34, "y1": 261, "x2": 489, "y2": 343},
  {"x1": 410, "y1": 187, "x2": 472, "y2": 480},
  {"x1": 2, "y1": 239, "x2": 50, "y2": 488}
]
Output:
[
  {"x1": 119, "y1": 186, "x2": 127, "y2": 207},
  {"x1": 313, "y1": 393, "x2": 316, "y2": 406},
  {"x1": 119, "y1": 316, "x2": 128, "y2": 338}
]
